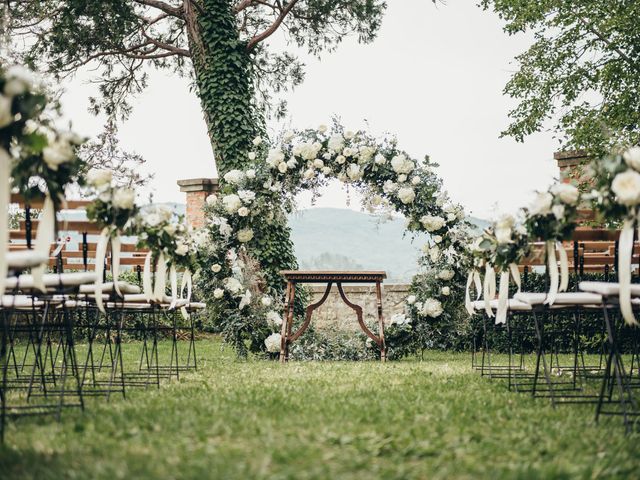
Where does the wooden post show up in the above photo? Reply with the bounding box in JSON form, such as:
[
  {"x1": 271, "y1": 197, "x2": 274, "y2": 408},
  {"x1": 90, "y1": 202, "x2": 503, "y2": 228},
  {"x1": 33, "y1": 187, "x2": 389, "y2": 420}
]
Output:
[{"x1": 375, "y1": 281, "x2": 386, "y2": 362}]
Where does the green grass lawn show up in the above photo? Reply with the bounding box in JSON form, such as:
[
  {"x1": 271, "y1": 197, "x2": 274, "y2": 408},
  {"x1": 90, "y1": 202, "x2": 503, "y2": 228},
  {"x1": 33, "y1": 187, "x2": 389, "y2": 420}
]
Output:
[{"x1": 1, "y1": 338, "x2": 639, "y2": 479}]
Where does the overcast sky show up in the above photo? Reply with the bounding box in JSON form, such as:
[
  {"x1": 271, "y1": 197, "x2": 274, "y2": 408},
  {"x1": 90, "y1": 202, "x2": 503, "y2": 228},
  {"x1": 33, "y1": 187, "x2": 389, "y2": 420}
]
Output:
[{"x1": 58, "y1": 0, "x2": 560, "y2": 220}]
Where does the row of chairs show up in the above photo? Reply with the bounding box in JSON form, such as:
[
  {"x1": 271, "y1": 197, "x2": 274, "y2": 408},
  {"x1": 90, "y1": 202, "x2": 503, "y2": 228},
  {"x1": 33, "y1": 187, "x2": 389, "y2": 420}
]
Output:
[
  {"x1": 472, "y1": 241, "x2": 640, "y2": 432},
  {"x1": 1, "y1": 198, "x2": 205, "y2": 442}
]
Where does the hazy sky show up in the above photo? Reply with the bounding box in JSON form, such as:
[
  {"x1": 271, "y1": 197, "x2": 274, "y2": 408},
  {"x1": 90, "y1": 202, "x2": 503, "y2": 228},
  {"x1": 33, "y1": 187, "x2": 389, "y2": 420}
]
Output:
[{"x1": 59, "y1": 0, "x2": 560, "y2": 220}]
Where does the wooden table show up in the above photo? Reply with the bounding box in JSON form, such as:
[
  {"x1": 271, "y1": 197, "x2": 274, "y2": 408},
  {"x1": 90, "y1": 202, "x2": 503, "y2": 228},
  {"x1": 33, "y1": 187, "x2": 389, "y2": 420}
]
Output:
[{"x1": 279, "y1": 270, "x2": 387, "y2": 362}]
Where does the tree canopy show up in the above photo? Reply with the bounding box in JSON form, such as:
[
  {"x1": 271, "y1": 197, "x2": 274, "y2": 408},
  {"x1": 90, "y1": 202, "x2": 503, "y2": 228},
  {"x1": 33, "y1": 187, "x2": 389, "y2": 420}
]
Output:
[
  {"x1": 3, "y1": 0, "x2": 387, "y2": 121},
  {"x1": 481, "y1": 0, "x2": 640, "y2": 154}
]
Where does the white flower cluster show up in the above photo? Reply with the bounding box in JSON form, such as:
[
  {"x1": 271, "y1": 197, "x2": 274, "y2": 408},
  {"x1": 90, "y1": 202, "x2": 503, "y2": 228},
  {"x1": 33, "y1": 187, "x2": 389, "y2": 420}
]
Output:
[{"x1": 612, "y1": 147, "x2": 640, "y2": 206}]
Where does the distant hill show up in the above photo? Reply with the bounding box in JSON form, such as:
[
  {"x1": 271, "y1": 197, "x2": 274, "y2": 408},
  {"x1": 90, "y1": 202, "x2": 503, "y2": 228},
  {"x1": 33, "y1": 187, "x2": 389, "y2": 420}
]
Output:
[{"x1": 288, "y1": 208, "x2": 487, "y2": 282}]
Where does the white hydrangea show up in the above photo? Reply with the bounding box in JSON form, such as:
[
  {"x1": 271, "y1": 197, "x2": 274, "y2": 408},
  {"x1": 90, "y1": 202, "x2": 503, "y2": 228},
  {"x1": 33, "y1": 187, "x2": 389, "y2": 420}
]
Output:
[
  {"x1": 441, "y1": 286, "x2": 450, "y2": 296},
  {"x1": 438, "y1": 269, "x2": 455, "y2": 281},
  {"x1": 411, "y1": 176, "x2": 421, "y2": 185},
  {"x1": 358, "y1": 146, "x2": 375, "y2": 163},
  {"x1": 266, "y1": 310, "x2": 282, "y2": 326},
  {"x1": 222, "y1": 194, "x2": 242, "y2": 214},
  {"x1": 390, "y1": 154, "x2": 414, "y2": 174},
  {"x1": 421, "y1": 298, "x2": 443, "y2": 318},
  {"x1": 313, "y1": 158, "x2": 324, "y2": 169},
  {"x1": 223, "y1": 169, "x2": 245, "y2": 185},
  {"x1": 238, "y1": 189, "x2": 256, "y2": 203},
  {"x1": 223, "y1": 277, "x2": 243, "y2": 294},
  {"x1": 397, "y1": 174, "x2": 407, "y2": 183},
  {"x1": 421, "y1": 215, "x2": 446, "y2": 232},
  {"x1": 266, "y1": 148, "x2": 285, "y2": 168},
  {"x1": 264, "y1": 333, "x2": 282, "y2": 353},
  {"x1": 328, "y1": 134, "x2": 345, "y2": 152}
]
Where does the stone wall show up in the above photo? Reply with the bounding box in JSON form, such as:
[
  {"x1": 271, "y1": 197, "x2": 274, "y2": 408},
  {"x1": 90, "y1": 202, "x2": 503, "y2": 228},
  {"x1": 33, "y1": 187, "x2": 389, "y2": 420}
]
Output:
[{"x1": 306, "y1": 283, "x2": 410, "y2": 333}]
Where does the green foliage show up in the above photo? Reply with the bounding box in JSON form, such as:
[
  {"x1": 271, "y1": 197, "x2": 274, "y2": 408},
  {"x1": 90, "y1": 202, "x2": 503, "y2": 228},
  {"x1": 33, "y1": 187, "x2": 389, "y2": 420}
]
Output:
[{"x1": 481, "y1": 0, "x2": 640, "y2": 154}]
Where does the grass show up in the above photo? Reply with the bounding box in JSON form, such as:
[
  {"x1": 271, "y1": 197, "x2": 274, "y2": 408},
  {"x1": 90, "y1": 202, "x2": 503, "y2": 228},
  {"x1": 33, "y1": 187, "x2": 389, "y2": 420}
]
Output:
[{"x1": 1, "y1": 338, "x2": 640, "y2": 479}]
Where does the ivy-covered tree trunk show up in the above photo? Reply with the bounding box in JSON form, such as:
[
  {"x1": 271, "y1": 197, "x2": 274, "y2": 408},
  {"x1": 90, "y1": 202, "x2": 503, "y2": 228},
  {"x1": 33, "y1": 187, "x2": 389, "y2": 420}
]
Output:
[{"x1": 184, "y1": 0, "x2": 298, "y2": 292}]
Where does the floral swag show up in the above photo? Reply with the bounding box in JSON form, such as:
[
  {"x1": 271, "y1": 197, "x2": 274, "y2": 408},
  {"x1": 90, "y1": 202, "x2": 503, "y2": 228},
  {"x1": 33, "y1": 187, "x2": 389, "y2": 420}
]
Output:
[{"x1": 196, "y1": 123, "x2": 473, "y2": 357}]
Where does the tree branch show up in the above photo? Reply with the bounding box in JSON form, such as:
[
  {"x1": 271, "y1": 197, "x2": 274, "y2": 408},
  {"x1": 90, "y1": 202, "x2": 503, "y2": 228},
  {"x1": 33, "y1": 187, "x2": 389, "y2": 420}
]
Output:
[
  {"x1": 234, "y1": 0, "x2": 255, "y2": 13},
  {"x1": 576, "y1": 16, "x2": 640, "y2": 74},
  {"x1": 141, "y1": 28, "x2": 190, "y2": 57},
  {"x1": 246, "y1": 0, "x2": 300, "y2": 51},
  {"x1": 133, "y1": 0, "x2": 183, "y2": 18}
]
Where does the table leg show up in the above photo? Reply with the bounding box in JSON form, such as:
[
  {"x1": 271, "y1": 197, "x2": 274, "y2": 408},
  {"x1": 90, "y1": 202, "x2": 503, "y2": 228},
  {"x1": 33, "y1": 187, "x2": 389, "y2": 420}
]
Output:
[
  {"x1": 376, "y1": 281, "x2": 386, "y2": 362},
  {"x1": 279, "y1": 282, "x2": 295, "y2": 363}
]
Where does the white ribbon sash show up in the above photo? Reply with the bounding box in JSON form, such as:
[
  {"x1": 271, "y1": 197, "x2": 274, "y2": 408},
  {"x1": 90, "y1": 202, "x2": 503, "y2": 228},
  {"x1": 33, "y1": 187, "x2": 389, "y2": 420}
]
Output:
[
  {"x1": 153, "y1": 252, "x2": 167, "y2": 302},
  {"x1": 179, "y1": 269, "x2": 193, "y2": 320},
  {"x1": 31, "y1": 196, "x2": 55, "y2": 292},
  {"x1": 473, "y1": 271, "x2": 482, "y2": 300},
  {"x1": 111, "y1": 234, "x2": 122, "y2": 297},
  {"x1": 544, "y1": 240, "x2": 559, "y2": 305},
  {"x1": 557, "y1": 241, "x2": 569, "y2": 293},
  {"x1": 94, "y1": 227, "x2": 110, "y2": 313},
  {"x1": 143, "y1": 251, "x2": 153, "y2": 301},
  {"x1": 483, "y1": 263, "x2": 496, "y2": 317},
  {"x1": 465, "y1": 271, "x2": 475, "y2": 315},
  {"x1": 0, "y1": 150, "x2": 9, "y2": 297},
  {"x1": 495, "y1": 270, "x2": 510, "y2": 324},
  {"x1": 509, "y1": 263, "x2": 521, "y2": 293},
  {"x1": 618, "y1": 219, "x2": 637, "y2": 326},
  {"x1": 170, "y1": 264, "x2": 178, "y2": 309}
]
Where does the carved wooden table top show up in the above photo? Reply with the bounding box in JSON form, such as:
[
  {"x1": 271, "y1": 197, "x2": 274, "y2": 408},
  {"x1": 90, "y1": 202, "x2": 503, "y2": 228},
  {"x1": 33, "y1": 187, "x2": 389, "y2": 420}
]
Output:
[{"x1": 279, "y1": 270, "x2": 387, "y2": 283}]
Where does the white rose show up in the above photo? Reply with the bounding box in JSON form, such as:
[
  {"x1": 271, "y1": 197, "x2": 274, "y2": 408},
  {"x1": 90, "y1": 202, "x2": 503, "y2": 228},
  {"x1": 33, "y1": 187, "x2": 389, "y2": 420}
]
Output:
[
  {"x1": 390, "y1": 313, "x2": 409, "y2": 326},
  {"x1": 175, "y1": 243, "x2": 189, "y2": 256},
  {"x1": 87, "y1": 169, "x2": 112, "y2": 187},
  {"x1": 278, "y1": 162, "x2": 288, "y2": 174},
  {"x1": 222, "y1": 194, "x2": 242, "y2": 214},
  {"x1": 283, "y1": 131, "x2": 295, "y2": 142},
  {"x1": 266, "y1": 310, "x2": 282, "y2": 326},
  {"x1": 495, "y1": 227, "x2": 512, "y2": 244},
  {"x1": 336, "y1": 155, "x2": 346, "y2": 165},
  {"x1": 441, "y1": 286, "x2": 450, "y2": 296},
  {"x1": 406, "y1": 295, "x2": 416, "y2": 305},
  {"x1": 266, "y1": 148, "x2": 285, "y2": 167},
  {"x1": 43, "y1": 139, "x2": 74, "y2": 171},
  {"x1": 328, "y1": 134, "x2": 345, "y2": 152},
  {"x1": 261, "y1": 296, "x2": 272, "y2": 307},
  {"x1": 623, "y1": 146, "x2": 640, "y2": 171},
  {"x1": 213, "y1": 288, "x2": 224, "y2": 299},
  {"x1": 303, "y1": 169, "x2": 315, "y2": 180},
  {"x1": 264, "y1": 333, "x2": 282, "y2": 353},
  {"x1": 211, "y1": 263, "x2": 222, "y2": 273},
  {"x1": 433, "y1": 235, "x2": 442, "y2": 244},
  {"x1": 421, "y1": 215, "x2": 446, "y2": 232},
  {"x1": 411, "y1": 176, "x2": 421, "y2": 185},
  {"x1": 429, "y1": 247, "x2": 440, "y2": 263},
  {"x1": 383, "y1": 180, "x2": 397, "y2": 194},
  {"x1": 346, "y1": 163, "x2": 362, "y2": 181},
  {"x1": 397, "y1": 174, "x2": 407, "y2": 183},
  {"x1": 552, "y1": 204, "x2": 565, "y2": 220},
  {"x1": 237, "y1": 228, "x2": 254, "y2": 243},
  {"x1": 390, "y1": 154, "x2": 414, "y2": 174},
  {"x1": 313, "y1": 158, "x2": 324, "y2": 169},
  {"x1": 397, "y1": 186, "x2": 416, "y2": 204},
  {"x1": 344, "y1": 130, "x2": 355, "y2": 140},
  {"x1": 421, "y1": 298, "x2": 443, "y2": 318},
  {"x1": 438, "y1": 269, "x2": 455, "y2": 281},
  {"x1": 237, "y1": 206, "x2": 250, "y2": 217},
  {"x1": 112, "y1": 188, "x2": 135, "y2": 210},
  {"x1": 286, "y1": 158, "x2": 297, "y2": 169},
  {"x1": 206, "y1": 194, "x2": 218, "y2": 206},
  {"x1": 322, "y1": 167, "x2": 332, "y2": 175},
  {"x1": 252, "y1": 136, "x2": 263, "y2": 146},
  {"x1": 374, "y1": 153, "x2": 386, "y2": 165},
  {"x1": 246, "y1": 169, "x2": 256, "y2": 179},
  {"x1": 550, "y1": 182, "x2": 580, "y2": 205},
  {"x1": 248, "y1": 152, "x2": 256, "y2": 161},
  {"x1": 318, "y1": 124, "x2": 328, "y2": 133},
  {"x1": 0, "y1": 94, "x2": 13, "y2": 128},
  {"x1": 223, "y1": 169, "x2": 245, "y2": 185},
  {"x1": 529, "y1": 191, "x2": 554, "y2": 216},
  {"x1": 612, "y1": 170, "x2": 640, "y2": 206}
]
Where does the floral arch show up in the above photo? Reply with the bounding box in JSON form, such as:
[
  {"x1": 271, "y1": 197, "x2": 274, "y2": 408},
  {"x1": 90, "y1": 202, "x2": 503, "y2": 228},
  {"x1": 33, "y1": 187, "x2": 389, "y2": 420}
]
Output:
[{"x1": 197, "y1": 123, "x2": 472, "y2": 358}]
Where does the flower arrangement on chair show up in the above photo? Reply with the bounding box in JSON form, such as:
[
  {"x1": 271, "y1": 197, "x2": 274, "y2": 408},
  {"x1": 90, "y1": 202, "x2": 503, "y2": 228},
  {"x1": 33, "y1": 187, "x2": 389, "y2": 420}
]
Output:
[
  {"x1": 0, "y1": 64, "x2": 85, "y2": 293},
  {"x1": 472, "y1": 215, "x2": 529, "y2": 323},
  {"x1": 586, "y1": 147, "x2": 640, "y2": 325},
  {"x1": 523, "y1": 181, "x2": 581, "y2": 304},
  {"x1": 85, "y1": 169, "x2": 137, "y2": 310}
]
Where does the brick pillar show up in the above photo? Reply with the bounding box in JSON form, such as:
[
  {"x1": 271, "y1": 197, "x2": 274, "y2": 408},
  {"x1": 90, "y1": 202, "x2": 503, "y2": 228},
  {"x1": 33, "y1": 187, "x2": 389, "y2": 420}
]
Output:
[
  {"x1": 177, "y1": 178, "x2": 219, "y2": 229},
  {"x1": 554, "y1": 150, "x2": 594, "y2": 224}
]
